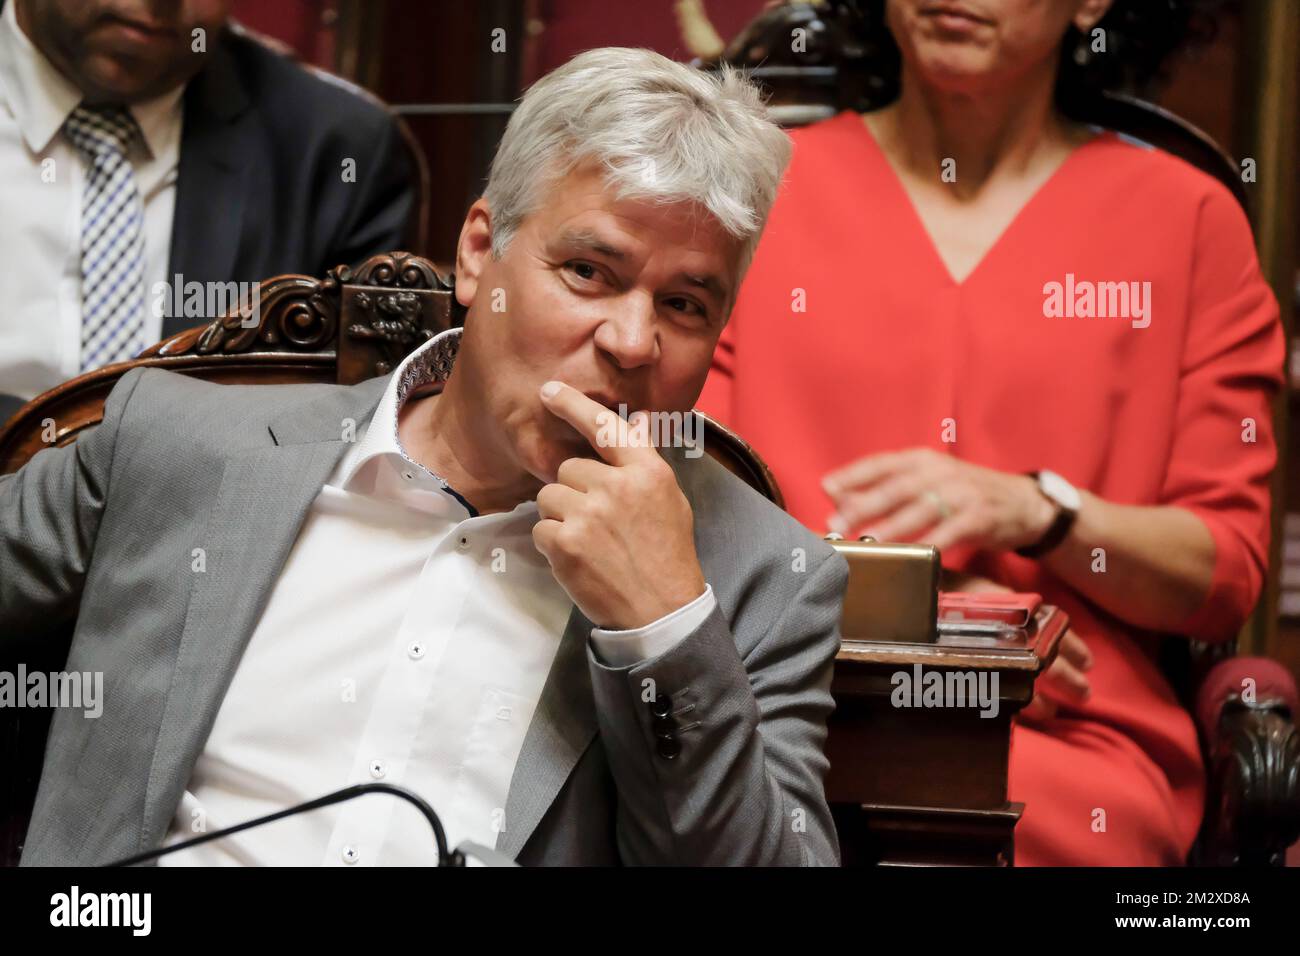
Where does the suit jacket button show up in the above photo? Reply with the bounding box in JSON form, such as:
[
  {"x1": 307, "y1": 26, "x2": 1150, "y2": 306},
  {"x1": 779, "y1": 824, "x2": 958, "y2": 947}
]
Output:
[
  {"x1": 656, "y1": 736, "x2": 681, "y2": 760},
  {"x1": 651, "y1": 715, "x2": 676, "y2": 736},
  {"x1": 650, "y1": 693, "x2": 672, "y2": 717}
]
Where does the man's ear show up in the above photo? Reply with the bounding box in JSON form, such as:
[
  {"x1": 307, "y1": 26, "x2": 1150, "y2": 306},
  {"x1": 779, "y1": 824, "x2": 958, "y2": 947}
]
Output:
[{"x1": 454, "y1": 198, "x2": 494, "y2": 308}]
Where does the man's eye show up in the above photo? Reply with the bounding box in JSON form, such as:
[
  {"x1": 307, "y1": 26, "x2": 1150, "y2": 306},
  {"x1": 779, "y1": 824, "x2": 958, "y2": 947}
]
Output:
[
  {"x1": 565, "y1": 261, "x2": 601, "y2": 282},
  {"x1": 665, "y1": 297, "x2": 705, "y2": 318}
]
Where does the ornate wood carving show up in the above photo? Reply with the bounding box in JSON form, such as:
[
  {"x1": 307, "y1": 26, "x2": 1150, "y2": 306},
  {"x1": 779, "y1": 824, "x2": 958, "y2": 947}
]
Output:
[
  {"x1": 141, "y1": 251, "x2": 464, "y2": 384},
  {"x1": 341, "y1": 253, "x2": 457, "y2": 378},
  {"x1": 709, "y1": 1, "x2": 877, "y2": 120},
  {"x1": 1200, "y1": 698, "x2": 1300, "y2": 865}
]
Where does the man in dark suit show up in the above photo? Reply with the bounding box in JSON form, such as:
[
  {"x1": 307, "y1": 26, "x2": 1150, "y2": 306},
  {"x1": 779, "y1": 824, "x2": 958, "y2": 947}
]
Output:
[{"x1": 0, "y1": 0, "x2": 418, "y2": 421}]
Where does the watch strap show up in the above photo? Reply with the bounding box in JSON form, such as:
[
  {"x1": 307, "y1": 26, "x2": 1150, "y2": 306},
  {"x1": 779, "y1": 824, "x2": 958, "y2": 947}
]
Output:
[{"x1": 1015, "y1": 473, "x2": 1078, "y2": 559}]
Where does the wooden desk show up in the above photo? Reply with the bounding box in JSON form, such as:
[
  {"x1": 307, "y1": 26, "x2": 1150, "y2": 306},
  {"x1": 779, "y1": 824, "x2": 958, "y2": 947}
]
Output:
[{"x1": 826, "y1": 606, "x2": 1068, "y2": 866}]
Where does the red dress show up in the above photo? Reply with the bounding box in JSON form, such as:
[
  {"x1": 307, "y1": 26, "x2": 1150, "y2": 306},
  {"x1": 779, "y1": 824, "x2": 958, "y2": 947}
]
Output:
[{"x1": 699, "y1": 111, "x2": 1285, "y2": 865}]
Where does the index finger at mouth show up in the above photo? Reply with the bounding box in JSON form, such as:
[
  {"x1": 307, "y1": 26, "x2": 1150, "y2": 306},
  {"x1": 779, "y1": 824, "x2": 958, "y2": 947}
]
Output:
[{"x1": 539, "y1": 380, "x2": 631, "y2": 464}]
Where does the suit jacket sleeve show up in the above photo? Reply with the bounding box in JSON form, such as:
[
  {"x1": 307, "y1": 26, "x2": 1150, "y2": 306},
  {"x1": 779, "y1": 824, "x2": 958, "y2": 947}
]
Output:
[
  {"x1": 586, "y1": 552, "x2": 845, "y2": 865},
  {"x1": 330, "y1": 113, "x2": 419, "y2": 268},
  {"x1": 0, "y1": 368, "x2": 145, "y2": 635}
]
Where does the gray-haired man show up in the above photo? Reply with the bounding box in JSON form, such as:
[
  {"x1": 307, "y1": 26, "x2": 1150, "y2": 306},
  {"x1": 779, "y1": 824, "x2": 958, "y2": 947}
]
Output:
[{"x1": 2, "y1": 48, "x2": 848, "y2": 866}]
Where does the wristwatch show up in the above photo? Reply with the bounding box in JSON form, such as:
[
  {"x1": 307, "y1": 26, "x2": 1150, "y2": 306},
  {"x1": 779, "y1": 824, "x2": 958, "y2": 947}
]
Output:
[{"x1": 1014, "y1": 470, "x2": 1080, "y2": 559}]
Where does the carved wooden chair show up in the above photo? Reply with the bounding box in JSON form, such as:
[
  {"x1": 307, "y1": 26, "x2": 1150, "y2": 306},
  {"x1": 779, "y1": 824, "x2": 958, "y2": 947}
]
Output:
[{"x1": 709, "y1": 0, "x2": 1300, "y2": 865}]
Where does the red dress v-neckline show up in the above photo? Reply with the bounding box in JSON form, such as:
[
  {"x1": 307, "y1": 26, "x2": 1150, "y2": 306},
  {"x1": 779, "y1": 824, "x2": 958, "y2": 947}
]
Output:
[{"x1": 848, "y1": 111, "x2": 1108, "y2": 288}]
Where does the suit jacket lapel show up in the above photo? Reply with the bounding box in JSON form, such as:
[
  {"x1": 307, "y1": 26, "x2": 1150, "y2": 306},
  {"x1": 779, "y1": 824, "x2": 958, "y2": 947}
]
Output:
[
  {"x1": 495, "y1": 444, "x2": 704, "y2": 860},
  {"x1": 496, "y1": 607, "x2": 600, "y2": 860},
  {"x1": 138, "y1": 376, "x2": 388, "y2": 851},
  {"x1": 166, "y1": 33, "x2": 251, "y2": 338}
]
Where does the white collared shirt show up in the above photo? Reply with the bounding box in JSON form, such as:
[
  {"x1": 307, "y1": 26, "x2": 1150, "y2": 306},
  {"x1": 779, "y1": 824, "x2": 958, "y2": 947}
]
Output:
[
  {"x1": 158, "y1": 327, "x2": 715, "y2": 865},
  {"x1": 0, "y1": 0, "x2": 184, "y2": 400}
]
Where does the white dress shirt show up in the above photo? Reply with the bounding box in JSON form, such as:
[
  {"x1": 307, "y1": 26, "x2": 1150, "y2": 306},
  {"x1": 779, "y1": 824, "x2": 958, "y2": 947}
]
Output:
[
  {"x1": 0, "y1": 0, "x2": 183, "y2": 400},
  {"x1": 159, "y1": 327, "x2": 715, "y2": 865}
]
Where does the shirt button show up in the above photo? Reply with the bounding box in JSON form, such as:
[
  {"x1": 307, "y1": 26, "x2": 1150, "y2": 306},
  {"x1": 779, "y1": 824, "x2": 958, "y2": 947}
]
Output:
[
  {"x1": 369, "y1": 760, "x2": 387, "y2": 779},
  {"x1": 457, "y1": 535, "x2": 471, "y2": 551},
  {"x1": 401, "y1": 469, "x2": 415, "y2": 481},
  {"x1": 408, "y1": 641, "x2": 426, "y2": 660},
  {"x1": 341, "y1": 845, "x2": 360, "y2": 864}
]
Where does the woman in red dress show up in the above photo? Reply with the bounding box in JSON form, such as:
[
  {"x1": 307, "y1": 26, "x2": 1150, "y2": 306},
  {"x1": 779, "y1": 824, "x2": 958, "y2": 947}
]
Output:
[{"x1": 699, "y1": 0, "x2": 1285, "y2": 865}]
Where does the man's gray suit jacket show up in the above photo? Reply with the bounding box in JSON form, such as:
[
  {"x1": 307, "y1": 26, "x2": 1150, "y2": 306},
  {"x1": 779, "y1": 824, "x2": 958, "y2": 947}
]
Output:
[{"x1": 0, "y1": 367, "x2": 849, "y2": 865}]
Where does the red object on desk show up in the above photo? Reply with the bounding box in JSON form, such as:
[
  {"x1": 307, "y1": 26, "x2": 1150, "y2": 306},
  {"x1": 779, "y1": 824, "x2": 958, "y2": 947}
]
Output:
[{"x1": 939, "y1": 592, "x2": 1043, "y2": 628}]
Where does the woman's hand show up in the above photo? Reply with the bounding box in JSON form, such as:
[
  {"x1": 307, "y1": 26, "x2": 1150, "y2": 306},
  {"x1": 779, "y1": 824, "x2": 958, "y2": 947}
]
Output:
[
  {"x1": 1020, "y1": 629, "x2": 1093, "y2": 723},
  {"x1": 940, "y1": 571, "x2": 1093, "y2": 723},
  {"x1": 823, "y1": 448, "x2": 1055, "y2": 552},
  {"x1": 827, "y1": 449, "x2": 1216, "y2": 635}
]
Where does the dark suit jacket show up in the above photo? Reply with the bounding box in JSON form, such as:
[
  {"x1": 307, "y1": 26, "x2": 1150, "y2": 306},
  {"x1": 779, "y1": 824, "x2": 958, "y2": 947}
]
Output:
[{"x1": 164, "y1": 23, "x2": 419, "y2": 339}]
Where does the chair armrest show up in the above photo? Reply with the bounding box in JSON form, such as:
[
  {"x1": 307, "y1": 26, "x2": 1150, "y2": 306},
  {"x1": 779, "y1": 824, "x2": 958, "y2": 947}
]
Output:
[{"x1": 1195, "y1": 657, "x2": 1300, "y2": 865}]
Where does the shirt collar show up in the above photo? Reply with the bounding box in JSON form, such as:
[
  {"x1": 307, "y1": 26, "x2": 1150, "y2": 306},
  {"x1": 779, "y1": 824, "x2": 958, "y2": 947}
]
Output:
[
  {"x1": 0, "y1": 0, "x2": 184, "y2": 157},
  {"x1": 336, "y1": 326, "x2": 478, "y2": 512},
  {"x1": 129, "y1": 82, "x2": 184, "y2": 160}
]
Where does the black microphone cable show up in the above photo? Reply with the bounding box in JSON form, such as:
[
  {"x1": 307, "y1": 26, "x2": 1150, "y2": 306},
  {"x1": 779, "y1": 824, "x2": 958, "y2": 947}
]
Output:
[{"x1": 106, "y1": 782, "x2": 465, "y2": 867}]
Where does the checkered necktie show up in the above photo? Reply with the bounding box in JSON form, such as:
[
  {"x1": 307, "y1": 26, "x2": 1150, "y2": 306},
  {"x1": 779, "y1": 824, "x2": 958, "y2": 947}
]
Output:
[{"x1": 63, "y1": 104, "x2": 147, "y2": 372}]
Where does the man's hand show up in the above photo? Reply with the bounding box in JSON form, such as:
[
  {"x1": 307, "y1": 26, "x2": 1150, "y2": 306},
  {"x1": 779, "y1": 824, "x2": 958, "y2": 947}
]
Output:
[{"x1": 533, "y1": 381, "x2": 707, "y2": 630}]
